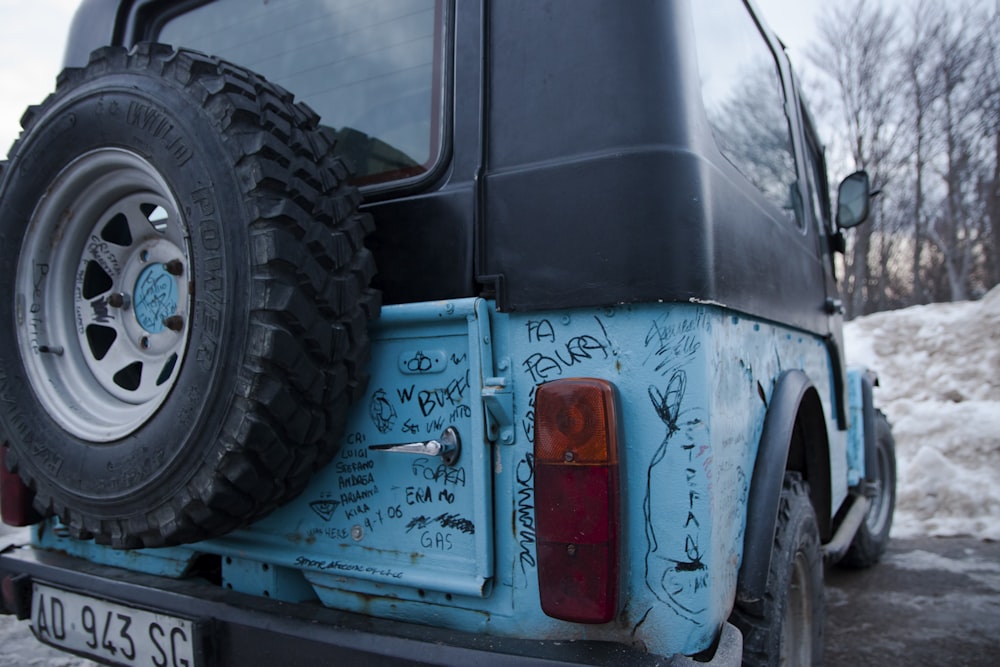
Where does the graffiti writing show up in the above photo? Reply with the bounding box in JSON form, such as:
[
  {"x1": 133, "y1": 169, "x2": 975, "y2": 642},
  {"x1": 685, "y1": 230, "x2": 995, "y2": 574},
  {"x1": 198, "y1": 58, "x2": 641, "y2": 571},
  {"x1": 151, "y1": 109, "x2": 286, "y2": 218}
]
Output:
[
  {"x1": 293, "y1": 557, "x2": 403, "y2": 579},
  {"x1": 521, "y1": 385, "x2": 537, "y2": 442},
  {"x1": 643, "y1": 369, "x2": 708, "y2": 624},
  {"x1": 449, "y1": 404, "x2": 472, "y2": 421},
  {"x1": 87, "y1": 235, "x2": 122, "y2": 276},
  {"x1": 306, "y1": 526, "x2": 351, "y2": 541},
  {"x1": 417, "y1": 371, "x2": 471, "y2": 417},
  {"x1": 411, "y1": 458, "x2": 467, "y2": 487},
  {"x1": 29, "y1": 262, "x2": 49, "y2": 351},
  {"x1": 515, "y1": 453, "x2": 536, "y2": 574},
  {"x1": 644, "y1": 312, "x2": 707, "y2": 376},
  {"x1": 90, "y1": 296, "x2": 113, "y2": 324},
  {"x1": 420, "y1": 532, "x2": 453, "y2": 551},
  {"x1": 521, "y1": 317, "x2": 612, "y2": 383},
  {"x1": 522, "y1": 335, "x2": 610, "y2": 383},
  {"x1": 405, "y1": 513, "x2": 476, "y2": 535},
  {"x1": 369, "y1": 388, "x2": 397, "y2": 433},
  {"x1": 403, "y1": 350, "x2": 434, "y2": 373},
  {"x1": 526, "y1": 319, "x2": 556, "y2": 343},
  {"x1": 406, "y1": 485, "x2": 433, "y2": 505},
  {"x1": 309, "y1": 499, "x2": 340, "y2": 522}
]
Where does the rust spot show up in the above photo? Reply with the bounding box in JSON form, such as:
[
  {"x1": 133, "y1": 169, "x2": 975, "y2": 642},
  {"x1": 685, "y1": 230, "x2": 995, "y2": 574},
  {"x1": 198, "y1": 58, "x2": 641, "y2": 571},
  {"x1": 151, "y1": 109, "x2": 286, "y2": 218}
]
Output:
[
  {"x1": 358, "y1": 543, "x2": 407, "y2": 559},
  {"x1": 284, "y1": 531, "x2": 317, "y2": 546},
  {"x1": 338, "y1": 588, "x2": 403, "y2": 617}
]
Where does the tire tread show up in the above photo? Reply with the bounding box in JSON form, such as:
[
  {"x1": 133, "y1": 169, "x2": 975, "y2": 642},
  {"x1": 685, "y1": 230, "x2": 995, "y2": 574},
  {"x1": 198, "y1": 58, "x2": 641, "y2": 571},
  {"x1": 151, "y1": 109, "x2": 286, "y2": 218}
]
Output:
[{"x1": 1, "y1": 43, "x2": 378, "y2": 548}]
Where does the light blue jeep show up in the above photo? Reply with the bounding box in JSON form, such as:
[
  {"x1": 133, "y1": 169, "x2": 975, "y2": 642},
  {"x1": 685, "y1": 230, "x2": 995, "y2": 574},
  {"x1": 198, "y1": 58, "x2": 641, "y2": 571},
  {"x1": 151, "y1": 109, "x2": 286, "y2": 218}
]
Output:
[{"x1": 0, "y1": 1, "x2": 895, "y2": 665}]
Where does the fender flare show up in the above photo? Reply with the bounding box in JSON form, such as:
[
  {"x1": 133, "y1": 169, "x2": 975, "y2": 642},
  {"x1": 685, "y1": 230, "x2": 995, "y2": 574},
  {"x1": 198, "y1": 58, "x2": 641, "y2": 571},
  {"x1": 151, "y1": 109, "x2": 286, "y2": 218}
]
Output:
[{"x1": 737, "y1": 369, "x2": 831, "y2": 604}]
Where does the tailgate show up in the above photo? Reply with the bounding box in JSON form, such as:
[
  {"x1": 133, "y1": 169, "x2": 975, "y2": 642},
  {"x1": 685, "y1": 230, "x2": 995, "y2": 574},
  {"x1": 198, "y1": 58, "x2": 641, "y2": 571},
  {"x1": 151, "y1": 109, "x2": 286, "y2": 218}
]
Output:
[{"x1": 222, "y1": 298, "x2": 497, "y2": 598}]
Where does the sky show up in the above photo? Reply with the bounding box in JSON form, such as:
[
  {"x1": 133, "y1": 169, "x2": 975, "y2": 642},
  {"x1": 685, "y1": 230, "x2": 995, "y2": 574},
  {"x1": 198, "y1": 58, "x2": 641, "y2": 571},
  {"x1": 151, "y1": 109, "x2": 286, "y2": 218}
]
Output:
[
  {"x1": 0, "y1": 0, "x2": 79, "y2": 160},
  {"x1": 753, "y1": 0, "x2": 823, "y2": 62}
]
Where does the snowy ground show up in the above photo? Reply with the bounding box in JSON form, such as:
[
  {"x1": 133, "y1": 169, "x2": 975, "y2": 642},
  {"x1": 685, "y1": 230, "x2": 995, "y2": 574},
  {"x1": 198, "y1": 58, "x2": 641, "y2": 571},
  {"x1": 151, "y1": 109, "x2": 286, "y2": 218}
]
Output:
[{"x1": 845, "y1": 285, "x2": 1000, "y2": 541}]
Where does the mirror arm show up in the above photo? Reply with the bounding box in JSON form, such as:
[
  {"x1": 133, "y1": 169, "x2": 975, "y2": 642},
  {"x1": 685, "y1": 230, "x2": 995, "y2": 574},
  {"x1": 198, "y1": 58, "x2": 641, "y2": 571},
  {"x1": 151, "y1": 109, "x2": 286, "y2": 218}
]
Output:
[{"x1": 830, "y1": 231, "x2": 846, "y2": 254}]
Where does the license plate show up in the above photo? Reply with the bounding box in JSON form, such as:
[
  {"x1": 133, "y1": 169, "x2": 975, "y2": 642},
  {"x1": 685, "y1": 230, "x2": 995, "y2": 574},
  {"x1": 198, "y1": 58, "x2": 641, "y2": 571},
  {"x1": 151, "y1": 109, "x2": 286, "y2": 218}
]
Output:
[{"x1": 31, "y1": 582, "x2": 200, "y2": 667}]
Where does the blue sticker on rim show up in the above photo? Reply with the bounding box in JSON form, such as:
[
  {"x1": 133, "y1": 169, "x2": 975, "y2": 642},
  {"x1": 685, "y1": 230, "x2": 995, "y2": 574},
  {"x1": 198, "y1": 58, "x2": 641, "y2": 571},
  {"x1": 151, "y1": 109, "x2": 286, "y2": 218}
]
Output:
[{"x1": 133, "y1": 263, "x2": 178, "y2": 334}]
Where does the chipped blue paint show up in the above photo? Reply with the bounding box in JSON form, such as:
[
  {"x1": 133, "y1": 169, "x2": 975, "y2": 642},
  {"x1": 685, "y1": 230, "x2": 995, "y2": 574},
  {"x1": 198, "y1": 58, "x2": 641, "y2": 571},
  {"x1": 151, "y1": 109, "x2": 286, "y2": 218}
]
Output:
[{"x1": 37, "y1": 299, "x2": 848, "y2": 658}]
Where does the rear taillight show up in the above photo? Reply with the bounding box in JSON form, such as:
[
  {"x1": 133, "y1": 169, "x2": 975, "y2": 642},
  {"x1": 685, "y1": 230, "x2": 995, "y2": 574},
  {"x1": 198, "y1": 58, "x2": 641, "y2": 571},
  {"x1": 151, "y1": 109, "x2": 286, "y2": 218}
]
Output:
[
  {"x1": 1, "y1": 446, "x2": 41, "y2": 527},
  {"x1": 534, "y1": 378, "x2": 620, "y2": 624}
]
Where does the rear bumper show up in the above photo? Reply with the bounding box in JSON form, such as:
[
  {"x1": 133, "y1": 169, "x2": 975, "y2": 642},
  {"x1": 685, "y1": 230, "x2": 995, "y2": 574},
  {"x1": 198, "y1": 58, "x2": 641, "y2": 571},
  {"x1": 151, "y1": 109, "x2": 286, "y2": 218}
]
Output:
[{"x1": 1, "y1": 543, "x2": 740, "y2": 666}]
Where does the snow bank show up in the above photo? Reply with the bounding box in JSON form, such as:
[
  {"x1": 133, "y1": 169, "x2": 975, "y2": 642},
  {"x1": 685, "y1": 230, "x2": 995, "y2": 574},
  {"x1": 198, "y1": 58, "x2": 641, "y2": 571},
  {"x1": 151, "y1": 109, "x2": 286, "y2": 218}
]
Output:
[{"x1": 844, "y1": 286, "x2": 1000, "y2": 541}]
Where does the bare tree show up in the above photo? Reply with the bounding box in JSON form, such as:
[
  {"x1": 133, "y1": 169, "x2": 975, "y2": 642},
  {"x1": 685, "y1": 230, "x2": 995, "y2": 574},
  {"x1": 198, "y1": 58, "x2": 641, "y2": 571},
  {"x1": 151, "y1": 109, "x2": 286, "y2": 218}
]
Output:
[
  {"x1": 901, "y1": 0, "x2": 947, "y2": 304},
  {"x1": 976, "y1": 2, "x2": 1000, "y2": 288},
  {"x1": 805, "y1": 0, "x2": 999, "y2": 313},
  {"x1": 920, "y1": 3, "x2": 985, "y2": 301},
  {"x1": 809, "y1": 0, "x2": 904, "y2": 317}
]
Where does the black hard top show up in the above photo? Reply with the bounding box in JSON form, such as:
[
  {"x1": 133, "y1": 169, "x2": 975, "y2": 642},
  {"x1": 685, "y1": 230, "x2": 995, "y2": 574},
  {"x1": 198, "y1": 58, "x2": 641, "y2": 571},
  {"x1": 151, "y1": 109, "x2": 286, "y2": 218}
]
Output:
[{"x1": 64, "y1": 0, "x2": 833, "y2": 337}]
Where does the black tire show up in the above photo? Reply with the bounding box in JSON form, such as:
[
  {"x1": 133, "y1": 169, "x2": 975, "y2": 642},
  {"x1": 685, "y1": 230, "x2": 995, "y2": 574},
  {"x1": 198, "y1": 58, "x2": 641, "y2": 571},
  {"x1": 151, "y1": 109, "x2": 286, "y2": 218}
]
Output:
[
  {"x1": 840, "y1": 411, "x2": 896, "y2": 568},
  {"x1": 732, "y1": 473, "x2": 824, "y2": 667},
  {"x1": 0, "y1": 44, "x2": 378, "y2": 548}
]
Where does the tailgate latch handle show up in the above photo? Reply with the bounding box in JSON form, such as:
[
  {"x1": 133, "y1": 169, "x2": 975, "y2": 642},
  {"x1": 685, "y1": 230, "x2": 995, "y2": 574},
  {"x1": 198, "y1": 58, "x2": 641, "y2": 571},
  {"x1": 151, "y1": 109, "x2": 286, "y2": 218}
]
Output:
[{"x1": 369, "y1": 427, "x2": 461, "y2": 466}]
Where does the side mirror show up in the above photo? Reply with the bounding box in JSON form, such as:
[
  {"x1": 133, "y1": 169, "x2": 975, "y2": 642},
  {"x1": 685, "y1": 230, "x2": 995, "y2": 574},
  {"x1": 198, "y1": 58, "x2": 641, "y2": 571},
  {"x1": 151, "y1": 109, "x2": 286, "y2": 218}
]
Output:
[{"x1": 836, "y1": 171, "x2": 871, "y2": 229}]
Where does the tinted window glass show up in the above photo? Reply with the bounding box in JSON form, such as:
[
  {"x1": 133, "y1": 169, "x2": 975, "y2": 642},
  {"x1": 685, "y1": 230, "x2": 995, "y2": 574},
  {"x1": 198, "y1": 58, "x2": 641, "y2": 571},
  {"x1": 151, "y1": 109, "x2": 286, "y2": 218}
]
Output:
[
  {"x1": 804, "y1": 136, "x2": 827, "y2": 226},
  {"x1": 690, "y1": 2, "x2": 798, "y2": 222},
  {"x1": 160, "y1": 0, "x2": 444, "y2": 185},
  {"x1": 801, "y1": 104, "x2": 831, "y2": 230}
]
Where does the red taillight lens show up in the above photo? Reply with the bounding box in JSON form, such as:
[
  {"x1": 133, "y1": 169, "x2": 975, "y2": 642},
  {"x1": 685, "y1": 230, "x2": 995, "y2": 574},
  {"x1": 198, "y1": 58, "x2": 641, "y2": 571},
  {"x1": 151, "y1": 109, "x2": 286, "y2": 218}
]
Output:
[
  {"x1": 534, "y1": 378, "x2": 620, "y2": 623},
  {"x1": 1, "y1": 447, "x2": 41, "y2": 527}
]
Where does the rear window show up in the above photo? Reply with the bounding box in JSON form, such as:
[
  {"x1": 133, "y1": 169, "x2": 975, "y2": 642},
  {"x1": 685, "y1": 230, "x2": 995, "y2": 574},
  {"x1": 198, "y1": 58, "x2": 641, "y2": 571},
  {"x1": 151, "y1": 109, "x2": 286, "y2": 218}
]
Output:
[
  {"x1": 158, "y1": 0, "x2": 446, "y2": 186},
  {"x1": 689, "y1": 2, "x2": 799, "y2": 225}
]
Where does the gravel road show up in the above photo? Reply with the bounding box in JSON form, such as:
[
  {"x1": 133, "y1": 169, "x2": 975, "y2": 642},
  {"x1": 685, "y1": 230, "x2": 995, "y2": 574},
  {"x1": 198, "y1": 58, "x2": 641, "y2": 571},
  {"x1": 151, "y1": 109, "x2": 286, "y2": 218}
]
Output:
[{"x1": 826, "y1": 536, "x2": 1000, "y2": 666}]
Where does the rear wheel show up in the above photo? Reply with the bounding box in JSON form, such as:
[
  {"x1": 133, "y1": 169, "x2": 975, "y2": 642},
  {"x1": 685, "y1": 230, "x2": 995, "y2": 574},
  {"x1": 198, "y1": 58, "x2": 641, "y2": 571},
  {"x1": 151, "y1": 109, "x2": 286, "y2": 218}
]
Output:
[
  {"x1": 841, "y1": 411, "x2": 896, "y2": 568},
  {"x1": 732, "y1": 473, "x2": 824, "y2": 667}
]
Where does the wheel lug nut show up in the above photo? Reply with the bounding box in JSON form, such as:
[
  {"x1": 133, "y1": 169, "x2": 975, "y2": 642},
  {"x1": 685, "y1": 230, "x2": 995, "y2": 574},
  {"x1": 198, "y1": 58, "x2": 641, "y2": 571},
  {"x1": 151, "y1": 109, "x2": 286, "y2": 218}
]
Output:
[
  {"x1": 140, "y1": 336, "x2": 150, "y2": 349},
  {"x1": 163, "y1": 315, "x2": 184, "y2": 331},
  {"x1": 108, "y1": 292, "x2": 130, "y2": 309},
  {"x1": 164, "y1": 259, "x2": 184, "y2": 276}
]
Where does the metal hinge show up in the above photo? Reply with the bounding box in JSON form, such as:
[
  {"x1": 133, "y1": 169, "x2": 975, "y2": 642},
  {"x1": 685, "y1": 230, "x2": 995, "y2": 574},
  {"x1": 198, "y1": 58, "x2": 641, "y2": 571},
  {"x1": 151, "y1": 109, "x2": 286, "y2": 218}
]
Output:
[
  {"x1": 482, "y1": 360, "x2": 514, "y2": 445},
  {"x1": 474, "y1": 300, "x2": 514, "y2": 445}
]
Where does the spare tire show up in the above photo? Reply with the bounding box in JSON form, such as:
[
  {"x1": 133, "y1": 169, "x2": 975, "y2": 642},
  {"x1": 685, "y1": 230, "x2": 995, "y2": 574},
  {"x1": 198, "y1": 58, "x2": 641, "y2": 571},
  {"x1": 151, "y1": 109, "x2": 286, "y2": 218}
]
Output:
[{"x1": 0, "y1": 44, "x2": 379, "y2": 548}]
